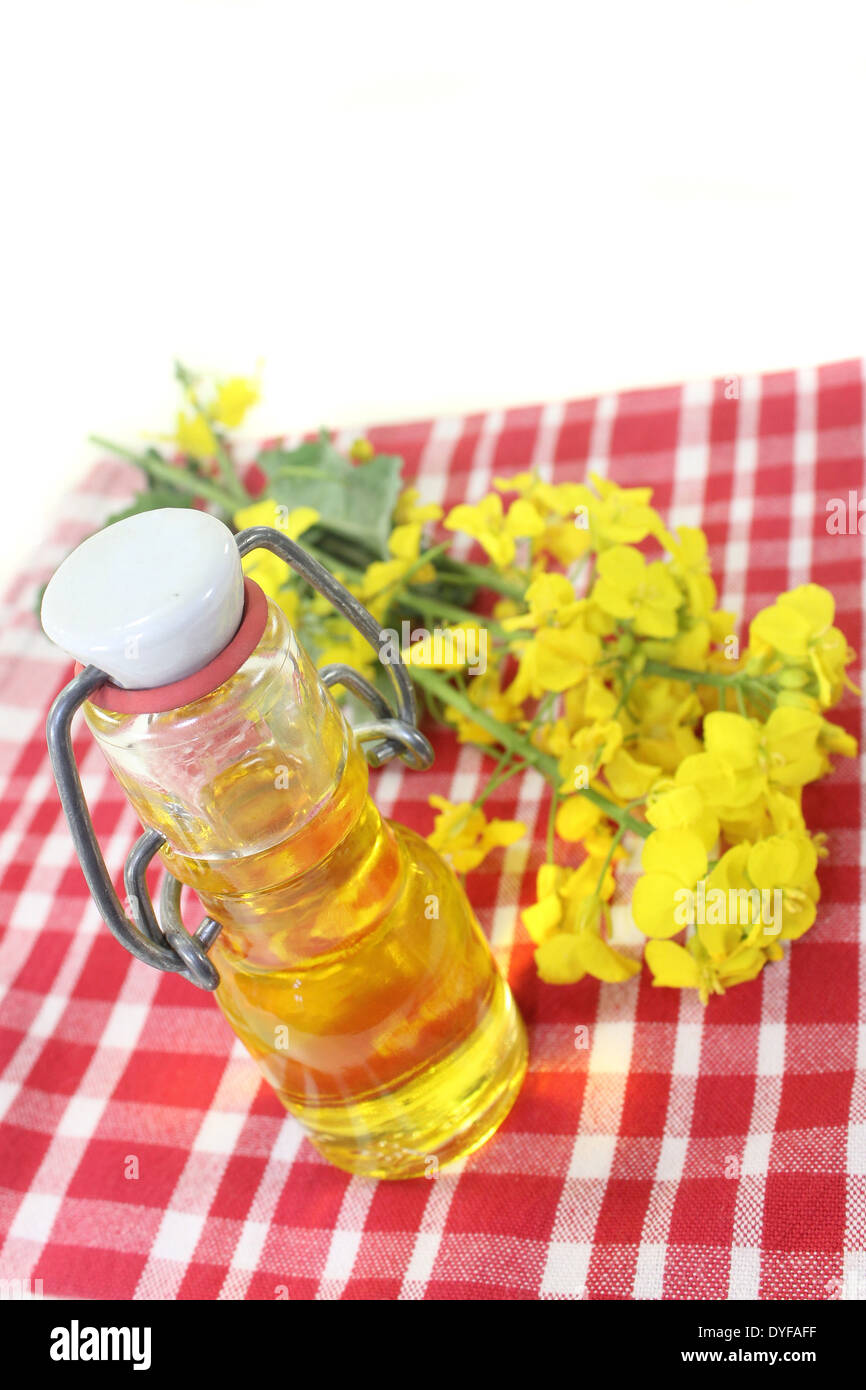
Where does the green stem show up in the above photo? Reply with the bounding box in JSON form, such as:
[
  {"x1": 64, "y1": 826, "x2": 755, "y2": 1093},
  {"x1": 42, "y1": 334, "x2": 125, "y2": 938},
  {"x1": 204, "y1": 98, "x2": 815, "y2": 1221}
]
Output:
[
  {"x1": 470, "y1": 688, "x2": 558, "y2": 812},
  {"x1": 397, "y1": 541, "x2": 451, "y2": 587},
  {"x1": 429, "y1": 572, "x2": 488, "y2": 590},
  {"x1": 262, "y1": 464, "x2": 326, "y2": 479},
  {"x1": 613, "y1": 671, "x2": 638, "y2": 719},
  {"x1": 643, "y1": 658, "x2": 768, "y2": 696},
  {"x1": 593, "y1": 823, "x2": 626, "y2": 898},
  {"x1": 473, "y1": 742, "x2": 513, "y2": 793},
  {"x1": 88, "y1": 436, "x2": 243, "y2": 512},
  {"x1": 643, "y1": 657, "x2": 781, "y2": 718},
  {"x1": 212, "y1": 434, "x2": 247, "y2": 504},
  {"x1": 644, "y1": 658, "x2": 734, "y2": 687},
  {"x1": 175, "y1": 362, "x2": 248, "y2": 504},
  {"x1": 528, "y1": 690, "x2": 558, "y2": 733},
  {"x1": 437, "y1": 559, "x2": 526, "y2": 601},
  {"x1": 300, "y1": 541, "x2": 365, "y2": 580},
  {"x1": 472, "y1": 758, "x2": 530, "y2": 809},
  {"x1": 410, "y1": 667, "x2": 650, "y2": 837},
  {"x1": 546, "y1": 788, "x2": 559, "y2": 862},
  {"x1": 404, "y1": 592, "x2": 512, "y2": 641}
]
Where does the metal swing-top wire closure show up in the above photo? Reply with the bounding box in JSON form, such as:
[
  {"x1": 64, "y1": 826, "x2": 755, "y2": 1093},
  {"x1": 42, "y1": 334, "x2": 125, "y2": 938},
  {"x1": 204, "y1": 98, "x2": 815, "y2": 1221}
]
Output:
[{"x1": 45, "y1": 526, "x2": 434, "y2": 992}]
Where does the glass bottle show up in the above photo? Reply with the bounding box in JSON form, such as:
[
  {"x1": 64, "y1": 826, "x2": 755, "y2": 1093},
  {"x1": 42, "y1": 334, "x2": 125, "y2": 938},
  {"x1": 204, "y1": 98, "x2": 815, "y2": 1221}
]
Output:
[{"x1": 42, "y1": 508, "x2": 527, "y2": 1178}]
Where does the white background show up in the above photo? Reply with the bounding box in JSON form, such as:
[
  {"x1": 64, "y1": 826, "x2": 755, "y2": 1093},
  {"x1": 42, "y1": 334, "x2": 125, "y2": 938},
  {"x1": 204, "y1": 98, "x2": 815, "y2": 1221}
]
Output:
[{"x1": 2, "y1": 0, "x2": 866, "y2": 589}]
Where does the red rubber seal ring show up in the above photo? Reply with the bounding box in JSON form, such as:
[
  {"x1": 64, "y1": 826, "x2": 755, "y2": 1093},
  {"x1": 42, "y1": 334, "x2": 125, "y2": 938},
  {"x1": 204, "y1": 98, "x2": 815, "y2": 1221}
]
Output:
[{"x1": 76, "y1": 577, "x2": 269, "y2": 714}]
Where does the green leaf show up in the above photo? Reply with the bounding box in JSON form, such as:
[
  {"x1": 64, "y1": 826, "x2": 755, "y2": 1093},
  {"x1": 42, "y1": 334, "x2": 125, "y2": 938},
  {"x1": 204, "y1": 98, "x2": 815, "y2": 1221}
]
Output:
[
  {"x1": 259, "y1": 432, "x2": 348, "y2": 480},
  {"x1": 259, "y1": 437, "x2": 403, "y2": 559},
  {"x1": 103, "y1": 487, "x2": 199, "y2": 527}
]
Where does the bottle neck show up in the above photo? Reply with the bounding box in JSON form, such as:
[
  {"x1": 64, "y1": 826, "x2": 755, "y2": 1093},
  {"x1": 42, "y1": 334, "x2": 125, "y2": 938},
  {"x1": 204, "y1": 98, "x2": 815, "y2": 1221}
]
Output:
[
  {"x1": 79, "y1": 579, "x2": 268, "y2": 715},
  {"x1": 84, "y1": 596, "x2": 353, "y2": 861}
]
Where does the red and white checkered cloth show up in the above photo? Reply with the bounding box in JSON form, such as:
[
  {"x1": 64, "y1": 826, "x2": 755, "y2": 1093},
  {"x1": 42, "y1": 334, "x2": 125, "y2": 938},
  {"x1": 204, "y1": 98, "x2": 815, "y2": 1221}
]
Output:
[{"x1": 1, "y1": 362, "x2": 864, "y2": 1301}]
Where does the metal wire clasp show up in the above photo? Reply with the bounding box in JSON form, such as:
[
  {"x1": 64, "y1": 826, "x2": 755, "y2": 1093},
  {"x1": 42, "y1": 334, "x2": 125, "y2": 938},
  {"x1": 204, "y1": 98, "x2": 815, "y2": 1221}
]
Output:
[{"x1": 45, "y1": 526, "x2": 434, "y2": 991}]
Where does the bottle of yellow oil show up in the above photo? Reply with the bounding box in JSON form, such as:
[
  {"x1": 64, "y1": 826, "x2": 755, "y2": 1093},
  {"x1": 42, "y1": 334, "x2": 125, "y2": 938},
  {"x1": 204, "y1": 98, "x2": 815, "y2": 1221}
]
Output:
[{"x1": 42, "y1": 508, "x2": 527, "y2": 1179}]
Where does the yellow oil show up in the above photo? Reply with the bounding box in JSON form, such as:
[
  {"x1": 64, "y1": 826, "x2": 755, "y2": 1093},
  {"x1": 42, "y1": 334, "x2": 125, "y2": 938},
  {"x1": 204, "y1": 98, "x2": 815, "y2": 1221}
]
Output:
[{"x1": 108, "y1": 707, "x2": 527, "y2": 1179}]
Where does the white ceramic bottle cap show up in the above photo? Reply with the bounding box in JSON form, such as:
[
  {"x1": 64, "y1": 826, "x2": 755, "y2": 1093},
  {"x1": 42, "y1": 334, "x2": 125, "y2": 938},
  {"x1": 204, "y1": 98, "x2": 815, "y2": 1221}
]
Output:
[{"x1": 41, "y1": 508, "x2": 246, "y2": 690}]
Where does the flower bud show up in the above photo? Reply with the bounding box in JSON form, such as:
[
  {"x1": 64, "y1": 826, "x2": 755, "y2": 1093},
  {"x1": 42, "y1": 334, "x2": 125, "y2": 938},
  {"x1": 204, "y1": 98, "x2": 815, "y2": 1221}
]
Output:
[
  {"x1": 777, "y1": 666, "x2": 810, "y2": 689},
  {"x1": 775, "y1": 690, "x2": 819, "y2": 710}
]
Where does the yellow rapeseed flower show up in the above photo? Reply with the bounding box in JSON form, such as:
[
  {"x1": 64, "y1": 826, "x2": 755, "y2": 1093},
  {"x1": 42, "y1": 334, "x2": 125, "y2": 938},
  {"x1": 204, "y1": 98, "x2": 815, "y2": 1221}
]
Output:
[
  {"x1": 632, "y1": 828, "x2": 708, "y2": 939},
  {"x1": 503, "y1": 576, "x2": 601, "y2": 703},
  {"x1": 387, "y1": 522, "x2": 437, "y2": 583},
  {"x1": 523, "y1": 871, "x2": 638, "y2": 984},
  {"x1": 749, "y1": 584, "x2": 859, "y2": 707},
  {"x1": 233, "y1": 499, "x2": 320, "y2": 624},
  {"x1": 591, "y1": 545, "x2": 683, "y2": 638},
  {"x1": 620, "y1": 678, "x2": 703, "y2": 773},
  {"x1": 667, "y1": 526, "x2": 717, "y2": 618},
  {"x1": 535, "y1": 923, "x2": 641, "y2": 985},
  {"x1": 493, "y1": 472, "x2": 590, "y2": 565},
  {"x1": 444, "y1": 492, "x2": 544, "y2": 568},
  {"x1": 426, "y1": 796, "x2": 525, "y2": 873},
  {"x1": 644, "y1": 935, "x2": 768, "y2": 1003},
  {"x1": 702, "y1": 707, "x2": 825, "y2": 807},
  {"x1": 443, "y1": 667, "x2": 524, "y2": 745},
  {"x1": 234, "y1": 498, "x2": 321, "y2": 539},
  {"x1": 394, "y1": 486, "x2": 443, "y2": 525},
  {"x1": 404, "y1": 620, "x2": 486, "y2": 671},
  {"x1": 645, "y1": 779, "x2": 720, "y2": 852},
  {"x1": 557, "y1": 720, "x2": 623, "y2": 792},
  {"x1": 350, "y1": 437, "x2": 376, "y2": 462},
  {"x1": 640, "y1": 826, "x2": 821, "y2": 1002},
  {"x1": 564, "y1": 474, "x2": 668, "y2": 556},
  {"x1": 212, "y1": 376, "x2": 260, "y2": 429},
  {"x1": 714, "y1": 834, "x2": 819, "y2": 943},
  {"x1": 501, "y1": 573, "x2": 582, "y2": 631},
  {"x1": 175, "y1": 411, "x2": 218, "y2": 461}
]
